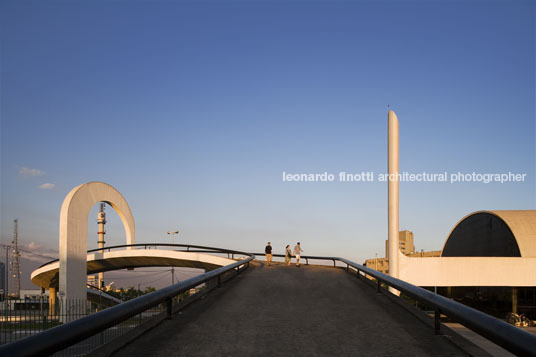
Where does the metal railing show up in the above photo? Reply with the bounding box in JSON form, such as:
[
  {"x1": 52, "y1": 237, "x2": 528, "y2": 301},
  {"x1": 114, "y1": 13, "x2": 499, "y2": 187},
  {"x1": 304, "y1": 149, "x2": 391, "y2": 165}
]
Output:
[
  {"x1": 0, "y1": 290, "x2": 120, "y2": 346},
  {"x1": 37, "y1": 243, "x2": 255, "y2": 270},
  {"x1": 1, "y1": 247, "x2": 254, "y2": 356},
  {"x1": 336, "y1": 257, "x2": 536, "y2": 356},
  {"x1": 7, "y1": 249, "x2": 536, "y2": 355},
  {"x1": 258, "y1": 252, "x2": 536, "y2": 356},
  {"x1": 254, "y1": 252, "x2": 340, "y2": 266}
]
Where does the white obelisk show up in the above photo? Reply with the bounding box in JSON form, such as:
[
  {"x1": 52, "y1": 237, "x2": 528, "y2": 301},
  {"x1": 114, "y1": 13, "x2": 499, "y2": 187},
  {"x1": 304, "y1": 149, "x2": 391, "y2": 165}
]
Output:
[{"x1": 388, "y1": 110, "x2": 399, "y2": 283}]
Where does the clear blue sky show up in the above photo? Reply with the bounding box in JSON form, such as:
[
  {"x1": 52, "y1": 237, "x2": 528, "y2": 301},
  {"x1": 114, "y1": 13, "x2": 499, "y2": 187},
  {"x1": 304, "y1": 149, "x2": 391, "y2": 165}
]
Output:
[{"x1": 1, "y1": 0, "x2": 534, "y2": 269}]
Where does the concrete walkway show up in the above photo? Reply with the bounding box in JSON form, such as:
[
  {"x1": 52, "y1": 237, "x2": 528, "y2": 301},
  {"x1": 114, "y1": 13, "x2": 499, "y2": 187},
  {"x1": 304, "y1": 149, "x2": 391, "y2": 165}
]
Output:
[{"x1": 115, "y1": 263, "x2": 468, "y2": 356}]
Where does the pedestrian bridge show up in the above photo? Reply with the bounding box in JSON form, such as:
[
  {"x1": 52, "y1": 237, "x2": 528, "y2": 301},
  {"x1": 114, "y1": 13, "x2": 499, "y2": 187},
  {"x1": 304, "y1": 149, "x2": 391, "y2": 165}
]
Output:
[
  {"x1": 2, "y1": 249, "x2": 536, "y2": 356},
  {"x1": 114, "y1": 263, "x2": 476, "y2": 356},
  {"x1": 31, "y1": 244, "x2": 240, "y2": 288}
]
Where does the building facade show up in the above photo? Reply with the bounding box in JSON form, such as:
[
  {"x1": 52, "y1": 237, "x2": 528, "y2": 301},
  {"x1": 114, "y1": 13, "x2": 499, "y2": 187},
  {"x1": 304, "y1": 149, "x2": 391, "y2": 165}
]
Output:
[{"x1": 365, "y1": 231, "x2": 439, "y2": 274}]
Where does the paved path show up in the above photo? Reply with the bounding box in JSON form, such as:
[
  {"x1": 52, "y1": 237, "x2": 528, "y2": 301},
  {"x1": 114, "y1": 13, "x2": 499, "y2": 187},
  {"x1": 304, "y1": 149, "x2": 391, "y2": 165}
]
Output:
[
  {"x1": 444, "y1": 323, "x2": 513, "y2": 357},
  {"x1": 115, "y1": 263, "x2": 468, "y2": 356}
]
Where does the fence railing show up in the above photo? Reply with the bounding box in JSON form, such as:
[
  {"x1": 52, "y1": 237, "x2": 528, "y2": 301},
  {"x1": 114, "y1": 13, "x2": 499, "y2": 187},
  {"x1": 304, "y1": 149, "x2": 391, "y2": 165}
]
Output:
[
  {"x1": 37, "y1": 243, "x2": 254, "y2": 270},
  {"x1": 339, "y1": 257, "x2": 536, "y2": 357},
  {"x1": 254, "y1": 252, "x2": 341, "y2": 266},
  {"x1": 0, "y1": 297, "x2": 166, "y2": 354},
  {"x1": 257, "y1": 252, "x2": 536, "y2": 356},
  {"x1": 6, "y1": 249, "x2": 536, "y2": 356},
  {"x1": 0, "y1": 246, "x2": 254, "y2": 356},
  {"x1": 0, "y1": 282, "x2": 124, "y2": 347}
]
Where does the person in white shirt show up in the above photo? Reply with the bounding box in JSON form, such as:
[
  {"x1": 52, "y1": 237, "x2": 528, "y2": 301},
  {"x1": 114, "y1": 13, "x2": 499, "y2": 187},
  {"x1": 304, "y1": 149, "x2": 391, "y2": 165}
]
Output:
[{"x1": 293, "y1": 242, "x2": 303, "y2": 266}]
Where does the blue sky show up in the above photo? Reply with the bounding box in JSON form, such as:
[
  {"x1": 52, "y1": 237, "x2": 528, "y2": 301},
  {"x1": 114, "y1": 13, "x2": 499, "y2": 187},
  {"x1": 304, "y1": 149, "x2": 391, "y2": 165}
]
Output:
[{"x1": 1, "y1": 0, "x2": 534, "y2": 275}]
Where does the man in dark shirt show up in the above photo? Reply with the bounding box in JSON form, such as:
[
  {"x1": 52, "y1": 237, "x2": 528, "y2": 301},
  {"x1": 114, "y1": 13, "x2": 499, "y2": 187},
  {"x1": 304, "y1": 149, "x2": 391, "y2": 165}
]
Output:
[{"x1": 265, "y1": 242, "x2": 273, "y2": 266}]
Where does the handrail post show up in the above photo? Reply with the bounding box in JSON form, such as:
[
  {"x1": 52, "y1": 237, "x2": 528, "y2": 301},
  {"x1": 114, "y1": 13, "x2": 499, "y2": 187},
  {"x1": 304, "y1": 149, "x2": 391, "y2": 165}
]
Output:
[
  {"x1": 434, "y1": 308, "x2": 441, "y2": 334},
  {"x1": 346, "y1": 264, "x2": 349, "y2": 272},
  {"x1": 356, "y1": 269, "x2": 360, "y2": 279},
  {"x1": 377, "y1": 279, "x2": 381, "y2": 293},
  {"x1": 166, "y1": 298, "x2": 172, "y2": 320},
  {"x1": 217, "y1": 275, "x2": 221, "y2": 288},
  {"x1": 333, "y1": 259, "x2": 336, "y2": 267}
]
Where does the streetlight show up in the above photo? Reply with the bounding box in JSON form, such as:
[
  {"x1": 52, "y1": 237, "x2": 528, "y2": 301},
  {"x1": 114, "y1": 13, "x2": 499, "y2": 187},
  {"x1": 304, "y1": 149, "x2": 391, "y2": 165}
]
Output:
[{"x1": 167, "y1": 230, "x2": 179, "y2": 285}]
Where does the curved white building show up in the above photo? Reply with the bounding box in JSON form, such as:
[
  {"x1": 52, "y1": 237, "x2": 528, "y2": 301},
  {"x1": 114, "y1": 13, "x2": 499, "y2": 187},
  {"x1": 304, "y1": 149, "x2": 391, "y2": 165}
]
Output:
[{"x1": 399, "y1": 210, "x2": 536, "y2": 287}]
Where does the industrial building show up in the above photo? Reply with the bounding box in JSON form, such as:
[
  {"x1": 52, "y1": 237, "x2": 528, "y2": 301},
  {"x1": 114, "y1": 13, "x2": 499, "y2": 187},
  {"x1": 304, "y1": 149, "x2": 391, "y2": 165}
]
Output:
[{"x1": 365, "y1": 230, "x2": 440, "y2": 274}]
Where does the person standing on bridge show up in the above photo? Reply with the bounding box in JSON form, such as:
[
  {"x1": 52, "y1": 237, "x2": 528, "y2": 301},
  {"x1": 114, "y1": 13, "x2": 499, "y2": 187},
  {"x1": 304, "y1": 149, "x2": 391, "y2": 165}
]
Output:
[
  {"x1": 265, "y1": 242, "x2": 273, "y2": 266},
  {"x1": 293, "y1": 242, "x2": 303, "y2": 266},
  {"x1": 285, "y1": 245, "x2": 292, "y2": 266}
]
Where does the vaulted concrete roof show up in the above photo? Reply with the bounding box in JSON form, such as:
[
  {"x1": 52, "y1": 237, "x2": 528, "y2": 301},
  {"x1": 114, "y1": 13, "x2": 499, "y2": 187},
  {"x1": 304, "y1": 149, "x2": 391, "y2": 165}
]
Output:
[{"x1": 441, "y1": 210, "x2": 536, "y2": 257}]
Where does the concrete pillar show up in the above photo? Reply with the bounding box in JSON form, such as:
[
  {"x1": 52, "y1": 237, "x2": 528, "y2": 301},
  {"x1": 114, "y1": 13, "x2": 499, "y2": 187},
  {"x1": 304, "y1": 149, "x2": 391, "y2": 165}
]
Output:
[
  {"x1": 388, "y1": 110, "x2": 400, "y2": 283},
  {"x1": 49, "y1": 287, "x2": 56, "y2": 315},
  {"x1": 59, "y1": 182, "x2": 135, "y2": 305}
]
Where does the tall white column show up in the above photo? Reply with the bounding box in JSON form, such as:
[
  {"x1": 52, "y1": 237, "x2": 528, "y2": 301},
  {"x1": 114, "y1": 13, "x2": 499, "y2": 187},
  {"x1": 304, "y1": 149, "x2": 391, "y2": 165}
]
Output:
[
  {"x1": 97, "y1": 204, "x2": 106, "y2": 290},
  {"x1": 388, "y1": 110, "x2": 399, "y2": 281}
]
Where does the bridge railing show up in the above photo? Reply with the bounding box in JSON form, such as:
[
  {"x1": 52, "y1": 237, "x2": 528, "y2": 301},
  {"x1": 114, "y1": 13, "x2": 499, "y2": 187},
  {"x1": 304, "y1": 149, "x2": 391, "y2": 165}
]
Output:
[
  {"x1": 336, "y1": 257, "x2": 536, "y2": 356},
  {"x1": 36, "y1": 243, "x2": 253, "y2": 269},
  {"x1": 1, "y1": 250, "x2": 255, "y2": 356},
  {"x1": 254, "y1": 252, "x2": 340, "y2": 266},
  {"x1": 256, "y1": 252, "x2": 536, "y2": 356}
]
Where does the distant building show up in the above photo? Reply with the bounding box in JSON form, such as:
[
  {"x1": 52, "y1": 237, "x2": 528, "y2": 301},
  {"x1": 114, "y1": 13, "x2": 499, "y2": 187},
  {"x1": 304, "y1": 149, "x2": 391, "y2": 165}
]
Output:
[
  {"x1": 385, "y1": 230, "x2": 415, "y2": 258},
  {"x1": 398, "y1": 210, "x2": 536, "y2": 320},
  {"x1": 87, "y1": 275, "x2": 98, "y2": 287},
  {"x1": 20, "y1": 289, "x2": 49, "y2": 300},
  {"x1": 0, "y1": 262, "x2": 5, "y2": 297},
  {"x1": 365, "y1": 231, "x2": 439, "y2": 274}
]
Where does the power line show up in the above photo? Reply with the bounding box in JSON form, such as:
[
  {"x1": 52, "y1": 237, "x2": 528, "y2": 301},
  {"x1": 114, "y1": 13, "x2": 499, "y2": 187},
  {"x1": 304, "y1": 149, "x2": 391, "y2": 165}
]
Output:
[
  {"x1": 16, "y1": 248, "x2": 57, "y2": 261},
  {"x1": 138, "y1": 272, "x2": 174, "y2": 286},
  {"x1": 104, "y1": 270, "x2": 171, "y2": 280}
]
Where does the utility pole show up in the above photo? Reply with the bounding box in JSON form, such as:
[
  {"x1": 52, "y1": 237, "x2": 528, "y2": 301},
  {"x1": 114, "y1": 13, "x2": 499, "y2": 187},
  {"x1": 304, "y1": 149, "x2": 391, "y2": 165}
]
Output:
[
  {"x1": 167, "y1": 230, "x2": 179, "y2": 285},
  {"x1": 11, "y1": 219, "x2": 21, "y2": 298},
  {"x1": 4, "y1": 245, "x2": 9, "y2": 299}
]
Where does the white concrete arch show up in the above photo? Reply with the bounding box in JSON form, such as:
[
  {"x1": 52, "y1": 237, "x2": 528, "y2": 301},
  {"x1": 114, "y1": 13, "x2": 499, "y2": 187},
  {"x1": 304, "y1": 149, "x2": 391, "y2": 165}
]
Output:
[
  {"x1": 59, "y1": 182, "x2": 135, "y2": 301},
  {"x1": 440, "y1": 210, "x2": 536, "y2": 257}
]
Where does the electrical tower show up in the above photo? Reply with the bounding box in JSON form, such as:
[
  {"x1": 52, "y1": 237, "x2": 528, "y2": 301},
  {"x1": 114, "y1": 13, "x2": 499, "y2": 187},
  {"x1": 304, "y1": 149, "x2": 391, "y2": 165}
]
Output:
[{"x1": 10, "y1": 219, "x2": 21, "y2": 298}]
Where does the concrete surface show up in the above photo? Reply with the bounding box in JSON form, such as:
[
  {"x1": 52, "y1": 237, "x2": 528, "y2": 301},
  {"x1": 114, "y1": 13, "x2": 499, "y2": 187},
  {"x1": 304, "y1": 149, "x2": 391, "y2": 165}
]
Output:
[
  {"x1": 32, "y1": 250, "x2": 237, "y2": 288},
  {"x1": 59, "y1": 181, "x2": 136, "y2": 302},
  {"x1": 398, "y1": 210, "x2": 536, "y2": 287},
  {"x1": 398, "y1": 251, "x2": 536, "y2": 287},
  {"x1": 444, "y1": 323, "x2": 514, "y2": 357},
  {"x1": 115, "y1": 263, "x2": 468, "y2": 356}
]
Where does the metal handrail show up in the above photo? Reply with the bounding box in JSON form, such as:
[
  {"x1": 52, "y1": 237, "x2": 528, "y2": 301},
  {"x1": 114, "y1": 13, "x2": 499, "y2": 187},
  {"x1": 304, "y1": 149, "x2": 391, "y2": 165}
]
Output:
[
  {"x1": 335, "y1": 257, "x2": 536, "y2": 356},
  {"x1": 1, "y1": 253, "x2": 254, "y2": 356},
  {"x1": 254, "y1": 252, "x2": 339, "y2": 266},
  {"x1": 256, "y1": 253, "x2": 536, "y2": 355},
  {"x1": 37, "y1": 243, "x2": 252, "y2": 269},
  {"x1": 16, "y1": 250, "x2": 536, "y2": 355},
  {"x1": 258, "y1": 253, "x2": 536, "y2": 356}
]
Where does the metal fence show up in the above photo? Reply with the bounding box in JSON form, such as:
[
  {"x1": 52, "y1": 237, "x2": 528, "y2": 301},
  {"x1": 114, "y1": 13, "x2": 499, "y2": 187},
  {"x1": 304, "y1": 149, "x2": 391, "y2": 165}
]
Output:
[
  {"x1": 0, "y1": 251, "x2": 253, "y2": 356},
  {"x1": 1, "y1": 298, "x2": 89, "y2": 345},
  {"x1": 0, "y1": 286, "x2": 221, "y2": 355}
]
